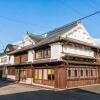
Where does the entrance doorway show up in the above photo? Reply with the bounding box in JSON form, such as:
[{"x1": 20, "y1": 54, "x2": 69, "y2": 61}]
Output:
[
  {"x1": 55, "y1": 67, "x2": 67, "y2": 89},
  {"x1": 16, "y1": 68, "x2": 27, "y2": 82}
]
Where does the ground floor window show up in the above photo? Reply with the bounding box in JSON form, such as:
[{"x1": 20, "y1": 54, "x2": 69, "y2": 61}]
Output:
[
  {"x1": 74, "y1": 70, "x2": 78, "y2": 77},
  {"x1": 86, "y1": 69, "x2": 88, "y2": 76},
  {"x1": 15, "y1": 68, "x2": 27, "y2": 81},
  {"x1": 68, "y1": 69, "x2": 71, "y2": 77},
  {"x1": 67, "y1": 67, "x2": 99, "y2": 79},
  {"x1": 43, "y1": 69, "x2": 48, "y2": 80},
  {"x1": 47, "y1": 69, "x2": 54, "y2": 80},
  {"x1": 35, "y1": 69, "x2": 42, "y2": 79},
  {"x1": 80, "y1": 69, "x2": 83, "y2": 77},
  {"x1": 35, "y1": 68, "x2": 54, "y2": 81}
]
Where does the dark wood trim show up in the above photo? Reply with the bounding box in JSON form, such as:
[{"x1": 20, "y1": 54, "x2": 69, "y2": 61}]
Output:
[
  {"x1": 61, "y1": 38, "x2": 100, "y2": 49},
  {"x1": 67, "y1": 77, "x2": 99, "y2": 81}
]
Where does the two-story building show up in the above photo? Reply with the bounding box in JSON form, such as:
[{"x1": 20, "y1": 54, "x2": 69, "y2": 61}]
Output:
[
  {"x1": 0, "y1": 32, "x2": 42, "y2": 80},
  {"x1": 6, "y1": 21, "x2": 100, "y2": 89},
  {"x1": 6, "y1": 32, "x2": 43, "y2": 81},
  {"x1": 0, "y1": 44, "x2": 18, "y2": 79}
]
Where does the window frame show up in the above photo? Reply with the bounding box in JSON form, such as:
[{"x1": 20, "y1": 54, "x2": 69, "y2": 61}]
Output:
[{"x1": 35, "y1": 47, "x2": 51, "y2": 59}]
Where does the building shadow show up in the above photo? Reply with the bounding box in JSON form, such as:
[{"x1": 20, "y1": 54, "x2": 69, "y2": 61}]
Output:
[
  {"x1": 0, "y1": 80, "x2": 16, "y2": 88},
  {"x1": 0, "y1": 88, "x2": 100, "y2": 100}
]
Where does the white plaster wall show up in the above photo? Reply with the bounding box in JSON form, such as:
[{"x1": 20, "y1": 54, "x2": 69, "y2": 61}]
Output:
[
  {"x1": 14, "y1": 41, "x2": 23, "y2": 49},
  {"x1": 23, "y1": 35, "x2": 35, "y2": 46},
  {"x1": 9, "y1": 55, "x2": 14, "y2": 64},
  {"x1": 50, "y1": 42, "x2": 62, "y2": 60},
  {"x1": 14, "y1": 35, "x2": 35, "y2": 49},
  {"x1": 26, "y1": 78, "x2": 33, "y2": 84},
  {"x1": 23, "y1": 40, "x2": 35, "y2": 46},
  {"x1": 61, "y1": 23, "x2": 96, "y2": 45},
  {"x1": 7, "y1": 75, "x2": 15, "y2": 80},
  {"x1": 20, "y1": 78, "x2": 33, "y2": 84},
  {"x1": 63, "y1": 45, "x2": 94, "y2": 57},
  {"x1": 28, "y1": 50, "x2": 34, "y2": 62},
  {"x1": 0, "y1": 55, "x2": 9, "y2": 65}
]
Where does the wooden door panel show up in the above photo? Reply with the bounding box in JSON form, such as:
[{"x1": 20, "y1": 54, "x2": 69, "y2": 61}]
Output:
[
  {"x1": 15, "y1": 69, "x2": 20, "y2": 81},
  {"x1": 55, "y1": 67, "x2": 66, "y2": 89},
  {"x1": 20, "y1": 69, "x2": 27, "y2": 81}
]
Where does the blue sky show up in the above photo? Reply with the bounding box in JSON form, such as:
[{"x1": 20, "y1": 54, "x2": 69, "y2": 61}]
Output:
[{"x1": 0, "y1": 0, "x2": 100, "y2": 50}]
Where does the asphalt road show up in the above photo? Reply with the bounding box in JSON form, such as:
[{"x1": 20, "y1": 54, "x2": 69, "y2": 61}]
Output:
[{"x1": 0, "y1": 80, "x2": 100, "y2": 100}]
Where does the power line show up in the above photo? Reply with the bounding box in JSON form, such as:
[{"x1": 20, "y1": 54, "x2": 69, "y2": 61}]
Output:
[
  {"x1": 69, "y1": 0, "x2": 100, "y2": 28},
  {"x1": 60, "y1": 0, "x2": 100, "y2": 28},
  {"x1": 68, "y1": 7, "x2": 100, "y2": 27},
  {"x1": 0, "y1": 40, "x2": 5, "y2": 53},
  {"x1": 88, "y1": 0, "x2": 100, "y2": 10},
  {"x1": 69, "y1": 8, "x2": 100, "y2": 28},
  {"x1": 0, "y1": 15, "x2": 51, "y2": 29},
  {"x1": 61, "y1": 1, "x2": 82, "y2": 18},
  {"x1": 76, "y1": 10, "x2": 100, "y2": 21},
  {"x1": 83, "y1": 0, "x2": 100, "y2": 27},
  {"x1": 60, "y1": 0, "x2": 100, "y2": 21}
]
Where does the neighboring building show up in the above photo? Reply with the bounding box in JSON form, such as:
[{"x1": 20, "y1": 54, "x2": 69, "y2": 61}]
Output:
[
  {"x1": 3, "y1": 21, "x2": 100, "y2": 89},
  {"x1": 6, "y1": 32, "x2": 43, "y2": 81},
  {"x1": 0, "y1": 32, "x2": 42, "y2": 79},
  {"x1": 14, "y1": 32, "x2": 43, "y2": 49},
  {"x1": 0, "y1": 44, "x2": 17, "y2": 79}
]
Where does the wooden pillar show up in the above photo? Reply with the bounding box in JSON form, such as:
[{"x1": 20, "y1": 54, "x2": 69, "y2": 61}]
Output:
[
  {"x1": 15, "y1": 67, "x2": 20, "y2": 81},
  {"x1": 27, "y1": 65, "x2": 33, "y2": 78},
  {"x1": 55, "y1": 63, "x2": 67, "y2": 89},
  {"x1": 2, "y1": 65, "x2": 8, "y2": 80},
  {"x1": 32, "y1": 66, "x2": 35, "y2": 83}
]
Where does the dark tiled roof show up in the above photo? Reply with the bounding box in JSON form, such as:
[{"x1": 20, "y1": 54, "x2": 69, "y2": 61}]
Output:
[
  {"x1": 32, "y1": 21, "x2": 79, "y2": 48},
  {"x1": 46, "y1": 21, "x2": 79, "y2": 37},
  {"x1": 9, "y1": 21, "x2": 79, "y2": 54},
  {"x1": 62, "y1": 52, "x2": 97, "y2": 60},
  {"x1": 9, "y1": 21, "x2": 100, "y2": 55},
  {"x1": 30, "y1": 21, "x2": 79, "y2": 48},
  {"x1": 61, "y1": 37, "x2": 100, "y2": 49},
  {"x1": 7, "y1": 59, "x2": 61, "y2": 66},
  {"x1": 4, "y1": 44, "x2": 17, "y2": 53},
  {"x1": 8, "y1": 44, "x2": 33, "y2": 55},
  {"x1": 63, "y1": 60, "x2": 100, "y2": 66},
  {"x1": 27, "y1": 32, "x2": 44, "y2": 42},
  {"x1": 32, "y1": 59, "x2": 60, "y2": 64},
  {"x1": 0, "y1": 44, "x2": 18, "y2": 56}
]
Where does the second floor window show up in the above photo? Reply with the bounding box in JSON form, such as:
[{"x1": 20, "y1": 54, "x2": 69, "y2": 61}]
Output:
[
  {"x1": 14, "y1": 52, "x2": 28, "y2": 64},
  {"x1": 68, "y1": 70, "x2": 71, "y2": 77},
  {"x1": 1, "y1": 57, "x2": 7, "y2": 63},
  {"x1": 35, "y1": 47, "x2": 50, "y2": 59},
  {"x1": 35, "y1": 50, "x2": 43, "y2": 59}
]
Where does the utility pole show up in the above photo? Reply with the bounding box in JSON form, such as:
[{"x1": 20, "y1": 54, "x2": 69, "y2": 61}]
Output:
[{"x1": 0, "y1": 40, "x2": 7, "y2": 80}]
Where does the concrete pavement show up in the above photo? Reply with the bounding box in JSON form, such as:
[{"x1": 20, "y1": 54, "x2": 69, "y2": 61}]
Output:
[{"x1": 0, "y1": 80, "x2": 100, "y2": 100}]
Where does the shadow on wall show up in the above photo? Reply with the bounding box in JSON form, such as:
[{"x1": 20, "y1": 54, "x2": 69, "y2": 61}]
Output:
[{"x1": 0, "y1": 88, "x2": 100, "y2": 100}]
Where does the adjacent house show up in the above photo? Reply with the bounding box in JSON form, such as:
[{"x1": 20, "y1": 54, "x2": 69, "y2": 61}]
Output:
[
  {"x1": 2, "y1": 21, "x2": 100, "y2": 89},
  {"x1": 0, "y1": 44, "x2": 17, "y2": 79}
]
